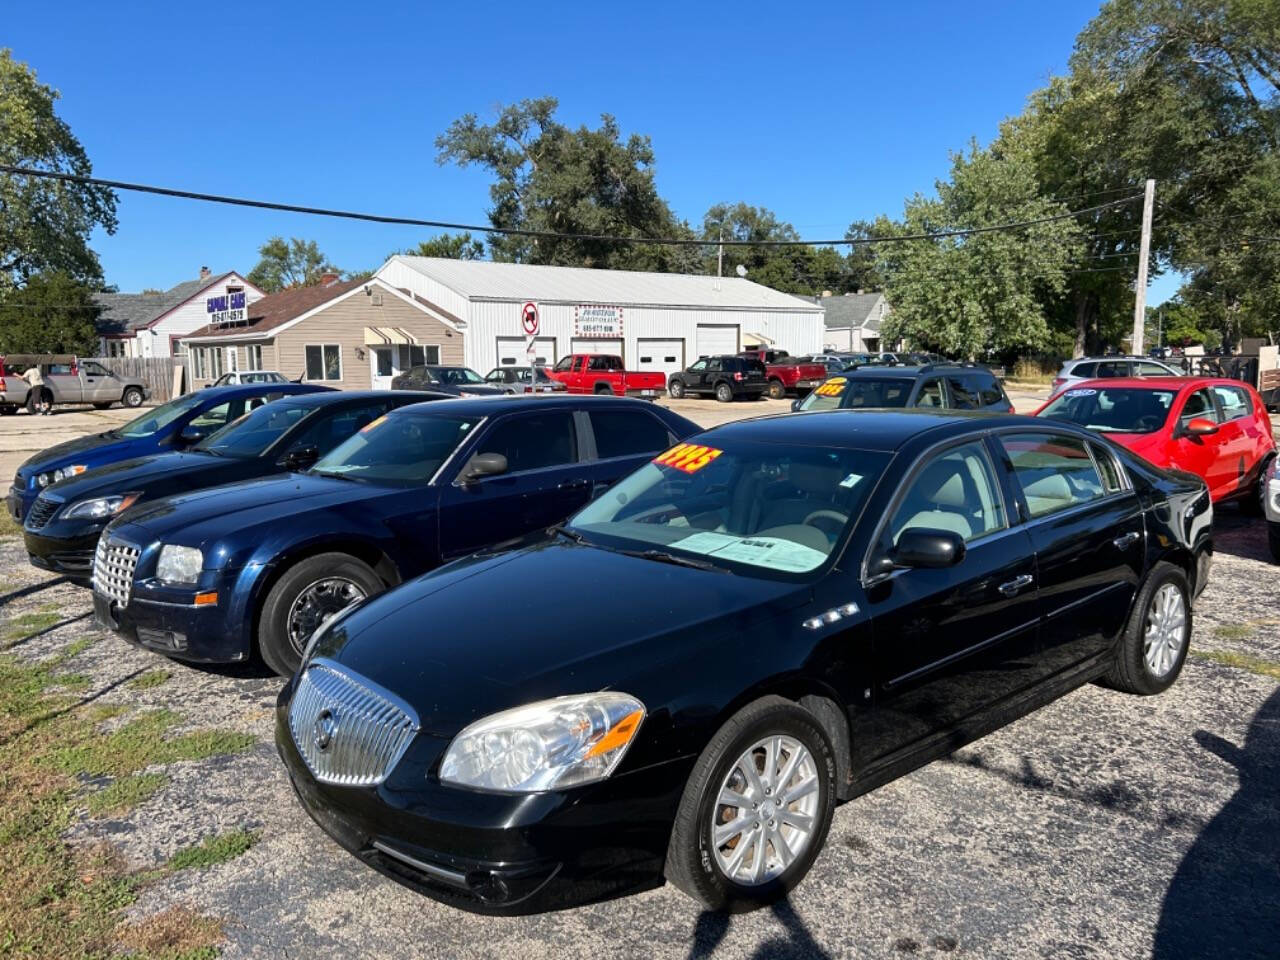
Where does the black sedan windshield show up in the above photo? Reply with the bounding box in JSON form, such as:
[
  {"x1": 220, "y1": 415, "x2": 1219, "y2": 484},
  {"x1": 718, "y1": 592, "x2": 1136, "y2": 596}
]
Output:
[
  {"x1": 797, "y1": 377, "x2": 912, "y2": 412},
  {"x1": 196, "y1": 402, "x2": 311, "y2": 458},
  {"x1": 311, "y1": 414, "x2": 479, "y2": 482},
  {"x1": 1038, "y1": 387, "x2": 1175, "y2": 434},
  {"x1": 436, "y1": 367, "x2": 485, "y2": 385},
  {"x1": 569, "y1": 440, "x2": 889, "y2": 576},
  {"x1": 115, "y1": 392, "x2": 207, "y2": 438}
]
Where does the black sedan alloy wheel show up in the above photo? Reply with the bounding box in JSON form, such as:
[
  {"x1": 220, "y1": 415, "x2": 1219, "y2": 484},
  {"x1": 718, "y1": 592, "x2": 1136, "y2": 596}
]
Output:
[{"x1": 665, "y1": 697, "x2": 835, "y2": 910}]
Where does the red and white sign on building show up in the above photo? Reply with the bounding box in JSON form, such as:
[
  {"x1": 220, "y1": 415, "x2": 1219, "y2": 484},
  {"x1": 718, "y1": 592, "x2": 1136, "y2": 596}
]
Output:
[
  {"x1": 573, "y1": 304, "x2": 624, "y2": 338},
  {"x1": 521, "y1": 301, "x2": 540, "y2": 336}
]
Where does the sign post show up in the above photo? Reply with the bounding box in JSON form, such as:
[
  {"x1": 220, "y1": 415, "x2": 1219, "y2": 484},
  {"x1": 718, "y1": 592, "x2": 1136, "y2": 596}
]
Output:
[{"x1": 522, "y1": 303, "x2": 540, "y2": 392}]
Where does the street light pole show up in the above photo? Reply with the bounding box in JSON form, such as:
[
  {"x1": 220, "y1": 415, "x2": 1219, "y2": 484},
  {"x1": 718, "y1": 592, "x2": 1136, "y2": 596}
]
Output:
[{"x1": 1132, "y1": 178, "x2": 1156, "y2": 355}]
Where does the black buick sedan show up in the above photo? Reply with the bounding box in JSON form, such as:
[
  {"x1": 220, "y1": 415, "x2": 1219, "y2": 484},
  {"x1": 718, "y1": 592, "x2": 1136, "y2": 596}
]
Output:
[{"x1": 276, "y1": 410, "x2": 1212, "y2": 914}]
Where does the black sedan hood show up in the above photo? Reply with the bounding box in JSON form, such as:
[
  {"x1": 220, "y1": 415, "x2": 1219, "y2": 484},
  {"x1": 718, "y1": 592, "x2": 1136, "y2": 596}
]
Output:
[{"x1": 314, "y1": 539, "x2": 806, "y2": 735}]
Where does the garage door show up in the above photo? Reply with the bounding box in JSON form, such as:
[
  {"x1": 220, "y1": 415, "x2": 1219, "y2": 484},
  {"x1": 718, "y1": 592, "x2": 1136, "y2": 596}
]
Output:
[
  {"x1": 695, "y1": 324, "x2": 738, "y2": 360},
  {"x1": 496, "y1": 337, "x2": 557, "y2": 368},
  {"x1": 571, "y1": 338, "x2": 624, "y2": 360},
  {"x1": 636, "y1": 338, "x2": 684, "y2": 379}
]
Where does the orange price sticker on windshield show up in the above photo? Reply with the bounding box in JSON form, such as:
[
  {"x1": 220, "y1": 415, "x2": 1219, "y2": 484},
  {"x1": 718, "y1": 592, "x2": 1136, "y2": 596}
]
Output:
[
  {"x1": 653, "y1": 443, "x2": 723, "y2": 474},
  {"x1": 814, "y1": 377, "x2": 847, "y2": 398},
  {"x1": 360, "y1": 415, "x2": 388, "y2": 434}
]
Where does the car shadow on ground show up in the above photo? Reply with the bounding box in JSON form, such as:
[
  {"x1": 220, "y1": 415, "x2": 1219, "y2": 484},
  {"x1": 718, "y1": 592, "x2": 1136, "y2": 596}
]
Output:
[
  {"x1": 685, "y1": 898, "x2": 833, "y2": 960},
  {"x1": 1209, "y1": 507, "x2": 1273, "y2": 564},
  {"x1": 1153, "y1": 686, "x2": 1280, "y2": 959},
  {"x1": 0, "y1": 575, "x2": 69, "y2": 606},
  {"x1": 0, "y1": 665, "x2": 149, "y2": 748}
]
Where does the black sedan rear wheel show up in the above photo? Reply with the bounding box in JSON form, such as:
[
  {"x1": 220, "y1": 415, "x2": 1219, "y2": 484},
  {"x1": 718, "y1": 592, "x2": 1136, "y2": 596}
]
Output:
[
  {"x1": 258, "y1": 553, "x2": 383, "y2": 676},
  {"x1": 1102, "y1": 561, "x2": 1190, "y2": 696},
  {"x1": 665, "y1": 697, "x2": 835, "y2": 910}
]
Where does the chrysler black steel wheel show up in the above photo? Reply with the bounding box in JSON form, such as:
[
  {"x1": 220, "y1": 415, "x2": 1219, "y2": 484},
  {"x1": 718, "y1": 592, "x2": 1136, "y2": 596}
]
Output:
[
  {"x1": 258, "y1": 553, "x2": 383, "y2": 676},
  {"x1": 665, "y1": 696, "x2": 835, "y2": 910}
]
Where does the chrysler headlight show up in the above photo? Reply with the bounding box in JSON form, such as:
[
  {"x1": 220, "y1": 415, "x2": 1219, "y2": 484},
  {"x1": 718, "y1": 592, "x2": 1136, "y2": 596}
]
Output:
[
  {"x1": 439, "y1": 693, "x2": 645, "y2": 793},
  {"x1": 156, "y1": 544, "x2": 203, "y2": 584},
  {"x1": 63, "y1": 492, "x2": 140, "y2": 520}
]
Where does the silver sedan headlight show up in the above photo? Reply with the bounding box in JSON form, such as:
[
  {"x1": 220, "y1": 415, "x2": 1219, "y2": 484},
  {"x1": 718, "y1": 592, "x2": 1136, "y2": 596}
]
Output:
[
  {"x1": 156, "y1": 544, "x2": 203, "y2": 584},
  {"x1": 63, "y1": 492, "x2": 140, "y2": 520},
  {"x1": 439, "y1": 693, "x2": 645, "y2": 793}
]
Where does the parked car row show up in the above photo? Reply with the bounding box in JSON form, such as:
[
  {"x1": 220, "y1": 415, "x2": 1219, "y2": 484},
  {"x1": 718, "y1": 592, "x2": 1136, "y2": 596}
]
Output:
[{"x1": 8, "y1": 366, "x2": 1256, "y2": 916}]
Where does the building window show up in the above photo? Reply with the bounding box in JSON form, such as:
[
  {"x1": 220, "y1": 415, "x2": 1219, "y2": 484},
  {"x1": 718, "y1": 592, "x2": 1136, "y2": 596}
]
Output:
[
  {"x1": 209, "y1": 347, "x2": 223, "y2": 379},
  {"x1": 305, "y1": 344, "x2": 342, "y2": 381},
  {"x1": 407, "y1": 345, "x2": 440, "y2": 367},
  {"x1": 226, "y1": 346, "x2": 239, "y2": 372},
  {"x1": 247, "y1": 344, "x2": 263, "y2": 370},
  {"x1": 191, "y1": 348, "x2": 204, "y2": 379}
]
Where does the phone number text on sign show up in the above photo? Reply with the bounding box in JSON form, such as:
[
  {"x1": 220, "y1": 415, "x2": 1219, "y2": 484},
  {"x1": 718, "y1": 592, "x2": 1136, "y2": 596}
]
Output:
[{"x1": 653, "y1": 443, "x2": 723, "y2": 474}]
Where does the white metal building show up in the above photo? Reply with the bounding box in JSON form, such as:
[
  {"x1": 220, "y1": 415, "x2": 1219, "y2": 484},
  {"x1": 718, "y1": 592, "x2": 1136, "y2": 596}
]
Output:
[{"x1": 374, "y1": 257, "x2": 824, "y2": 380}]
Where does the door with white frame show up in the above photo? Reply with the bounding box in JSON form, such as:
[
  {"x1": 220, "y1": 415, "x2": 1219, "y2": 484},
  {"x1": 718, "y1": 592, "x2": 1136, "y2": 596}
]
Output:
[
  {"x1": 225, "y1": 346, "x2": 240, "y2": 376},
  {"x1": 371, "y1": 346, "x2": 396, "y2": 390}
]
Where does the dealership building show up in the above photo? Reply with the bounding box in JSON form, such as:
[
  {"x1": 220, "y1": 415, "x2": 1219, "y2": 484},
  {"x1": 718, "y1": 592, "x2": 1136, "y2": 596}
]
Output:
[{"x1": 373, "y1": 257, "x2": 825, "y2": 381}]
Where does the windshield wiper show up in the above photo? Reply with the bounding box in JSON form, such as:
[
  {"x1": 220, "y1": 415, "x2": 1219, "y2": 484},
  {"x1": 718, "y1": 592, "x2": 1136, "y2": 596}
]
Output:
[
  {"x1": 309, "y1": 469, "x2": 360, "y2": 482},
  {"x1": 548, "y1": 523, "x2": 587, "y2": 544},
  {"x1": 628, "y1": 549, "x2": 731, "y2": 574}
]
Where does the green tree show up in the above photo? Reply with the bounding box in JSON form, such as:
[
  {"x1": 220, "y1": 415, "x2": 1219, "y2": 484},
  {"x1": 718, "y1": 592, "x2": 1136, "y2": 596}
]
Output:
[
  {"x1": 877, "y1": 142, "x2": 1083, "y2": 356},
  {"x1": 0, "y1": 272, "x2": 101, "y2": 354},
  {"x1": 401, "y1": 231, "x2": 485, "y2": 260},
  {"x1": 0, "y1": 49, "x2": 117, "y2": 289},
  {"x1": 436, "y1": 97, "x2": 699, "y2": 272},
  {"x1": 246, "y1": 237, "x2": 340, "y2": 292}
]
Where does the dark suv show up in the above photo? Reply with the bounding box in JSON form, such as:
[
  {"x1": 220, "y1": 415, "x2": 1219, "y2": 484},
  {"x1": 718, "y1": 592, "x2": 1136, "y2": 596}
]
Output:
[
  {"x1": 667, "y1": 355, "x2": 768, "y2": 402},
  {"x1": 795, "y1": 363, "x2": 1014, "y2": 413}
]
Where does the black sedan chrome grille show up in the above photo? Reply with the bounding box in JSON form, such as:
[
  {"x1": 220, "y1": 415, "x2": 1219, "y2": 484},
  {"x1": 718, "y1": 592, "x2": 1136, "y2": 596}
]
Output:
[
  {"x1": 25, "y1": 495, "x2": 58, "y2": 530},
  {"x1": 289, "y1": 658, "x2": 419, "y2": 787},
  {"x1": 92, "y1": 537, "x2": 139, "y2": 608}
]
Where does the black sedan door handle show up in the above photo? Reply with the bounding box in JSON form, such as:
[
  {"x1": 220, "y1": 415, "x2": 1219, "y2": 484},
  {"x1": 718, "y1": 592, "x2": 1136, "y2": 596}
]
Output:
[
  {"x1": 1112, "y1": 532, "x2": 1140, "y2": 550},
  {"x1": 998, "y1": 574, "x2": 1034, "y2": 597}
]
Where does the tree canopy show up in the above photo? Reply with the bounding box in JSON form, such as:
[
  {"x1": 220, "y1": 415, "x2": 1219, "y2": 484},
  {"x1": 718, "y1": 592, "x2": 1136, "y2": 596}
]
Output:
[
  {"x1": 0, "y1": 49, "x2": 117, "y2": 290},
  {"x1": 246, "y1": 237, "x2": 340, "y2": 292},
  {"x1": 400, "y1": 231, "x2": 486, "y2": 261},
  {"x1": 0, "y1": 272, "x2": 101, "y2": 355}
]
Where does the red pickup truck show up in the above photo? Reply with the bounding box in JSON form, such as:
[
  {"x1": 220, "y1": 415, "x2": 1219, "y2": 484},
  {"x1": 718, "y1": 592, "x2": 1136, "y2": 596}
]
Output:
[
  {"x1": 547, "y1": 354, "x2": 666, "y2": 398},
  {"x1": 739, "y1": 352, "x2": 829, "y2": 400}
]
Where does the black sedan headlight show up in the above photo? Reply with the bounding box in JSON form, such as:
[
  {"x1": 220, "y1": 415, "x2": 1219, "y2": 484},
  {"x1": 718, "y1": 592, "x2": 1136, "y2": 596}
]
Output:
[
  {"x1": 439, "y1": 693, "x2": 645, "y2": 793},
  {"x1": 62, "y1": 492, "x2": 140, "y2": 520}
]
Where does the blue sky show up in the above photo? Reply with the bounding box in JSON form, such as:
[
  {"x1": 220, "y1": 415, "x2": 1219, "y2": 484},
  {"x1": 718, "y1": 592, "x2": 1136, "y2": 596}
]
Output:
[{"x1": 6, "y1": 0, "x2": 1179, "y2": 304}]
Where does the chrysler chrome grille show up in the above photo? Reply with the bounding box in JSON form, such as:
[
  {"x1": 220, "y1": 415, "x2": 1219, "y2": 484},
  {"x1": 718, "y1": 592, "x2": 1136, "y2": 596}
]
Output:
[
  {"x1": 25, "y1": 495, "x2": 58, "y2": 530},
  {"x1": 289, "y1": 658, "x2": 419, "y2": 786},
  {"x1": 92, "y1": 537, "x2": 139, "y2": 607}
]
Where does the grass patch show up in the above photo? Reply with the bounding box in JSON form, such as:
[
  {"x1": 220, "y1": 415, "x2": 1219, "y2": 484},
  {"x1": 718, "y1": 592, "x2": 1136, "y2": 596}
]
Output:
[
  {"x1": 2, "y1": 608, "x2": 63, "y2": 646},
  {"x1": 129, "y1": 668, "x2": 172, "y2": 691},
  {"x1": 115, "y1": 904, "x2": 223, "y2": 960},
  {"x1": 168, "y1": 828, "x2": 258, "y2": 872},
  {"x1": 85, "y1": 772, "x2": 169, "y2": 817},
  {"x1": 0, "y1": 652, "x2": 251, "y2": 957},
  {"x1": 0, "y1": 509, "x2": 21, "y2": 540},
  {"x1": 1192, "y1": 649, "x2": 1280, "y2": 681},
  {"x1": 60, "y1": 635, "x2": 98, "y2": 660},
  {"x1": 1212, "y1": 623, "x2": 1255, "y2": 642}
]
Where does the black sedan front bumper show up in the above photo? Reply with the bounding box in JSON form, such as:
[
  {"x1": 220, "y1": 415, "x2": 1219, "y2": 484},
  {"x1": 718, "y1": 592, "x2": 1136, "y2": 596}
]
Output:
[
  {"x1": 274, "y1": 681, "x2": 692, "y2": 914},
  {"x1": 24, "y1": 528, "x2": 99, "y2": 582}
]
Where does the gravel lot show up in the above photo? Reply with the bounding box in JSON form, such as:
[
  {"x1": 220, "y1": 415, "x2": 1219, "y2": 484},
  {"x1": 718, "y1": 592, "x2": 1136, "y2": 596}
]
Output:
[{"x1": 2, "y1": 387, "x2": 1277, "y2": 959}]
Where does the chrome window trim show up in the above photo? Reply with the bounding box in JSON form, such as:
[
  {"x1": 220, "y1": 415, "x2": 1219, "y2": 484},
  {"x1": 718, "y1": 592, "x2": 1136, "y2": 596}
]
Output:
[
  {"x1": 426, "y1": 414, "x2": 490, "y2": 486},
  {"x1": 860, "y1": 432, "x2": 1012, "y2": 586}
]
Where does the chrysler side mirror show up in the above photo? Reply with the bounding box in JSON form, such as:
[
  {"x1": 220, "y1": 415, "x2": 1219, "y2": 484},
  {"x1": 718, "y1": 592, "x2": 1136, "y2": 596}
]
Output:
[
  {"x1": 461, "y1": 452, "x2": 508, "y2": 484},
  {"x1": 889, "y1": 528, "x2": 966, "y2": 569},
  {"x1": 280, "y1": 445, "x2": 320, "y2": 470}
]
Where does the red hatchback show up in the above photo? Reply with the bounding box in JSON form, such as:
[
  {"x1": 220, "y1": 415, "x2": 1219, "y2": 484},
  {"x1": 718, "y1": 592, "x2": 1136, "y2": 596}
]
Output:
[{"x1": 1036, "y1": 377, "x2": 1276, "y2": 505}]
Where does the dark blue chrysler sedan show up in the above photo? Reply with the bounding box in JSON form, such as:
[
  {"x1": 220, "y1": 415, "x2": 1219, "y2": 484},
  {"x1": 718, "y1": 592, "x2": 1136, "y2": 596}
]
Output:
[
  {"x1": 92, "y1": 395, "x2": 701, "y2": 676},
  {"x1": 23, "y1": 390, "x2": 447, "y2": 582},
  {"x1": 7, "y1": 383, "x2": 329, "y2": 523}
]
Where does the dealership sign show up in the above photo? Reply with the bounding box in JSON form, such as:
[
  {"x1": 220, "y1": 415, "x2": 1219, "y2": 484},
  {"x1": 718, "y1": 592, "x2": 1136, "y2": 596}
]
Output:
[
  {"x1": 573, "y1": 304, "x2": 624, "y2": 338},
  {"x1": 207, "y1": 289, "x2": 248, "y2": 325}
]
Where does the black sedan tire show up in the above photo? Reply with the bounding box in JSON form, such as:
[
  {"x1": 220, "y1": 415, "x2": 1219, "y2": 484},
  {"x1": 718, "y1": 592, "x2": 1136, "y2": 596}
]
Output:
[
  {"x1": 258, "y1": 553, "x2": 384, "y2": 677},
  {"x1": 665, "y1": 696, "x2": 835, "y2": 910},
  {"x1": 668, "y1": 379, "x2": 685, "y2": 399},
  {"x1": 1102, "y1": 561, "x2": 1191, "y2": 696},
  {"x1": 715, "y1": 382, "x2": 734, "y2": 403}
]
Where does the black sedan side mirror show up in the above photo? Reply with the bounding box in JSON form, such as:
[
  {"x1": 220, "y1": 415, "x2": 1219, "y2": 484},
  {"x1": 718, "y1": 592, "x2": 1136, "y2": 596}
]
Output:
[
  {"x1": 178, "y1": 424, "x2": 210, "y2": 445},
  {"x1": 890, "y1": 528, "x2": 966, "y2": 569},
  {"x1": 461, "y1": 452, "x2": 508, "y2": 484},
  {"x1": 280, "y1": 445, "x2": 320, "y2": 470}
]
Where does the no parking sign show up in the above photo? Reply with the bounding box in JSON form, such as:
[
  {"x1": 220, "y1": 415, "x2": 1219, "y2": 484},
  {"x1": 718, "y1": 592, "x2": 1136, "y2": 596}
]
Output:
[{"x1": 521, "y1": 301, "x2": 540, "y2": 336}]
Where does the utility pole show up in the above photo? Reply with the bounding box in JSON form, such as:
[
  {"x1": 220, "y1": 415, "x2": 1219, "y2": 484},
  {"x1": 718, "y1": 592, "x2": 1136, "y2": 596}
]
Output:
[
  {"x1": 1132, "y1": 178, "x2": 1156, "y2": 355},
  {"x1": 717, "y1": 224, "x2": 724, "y2": 278}
]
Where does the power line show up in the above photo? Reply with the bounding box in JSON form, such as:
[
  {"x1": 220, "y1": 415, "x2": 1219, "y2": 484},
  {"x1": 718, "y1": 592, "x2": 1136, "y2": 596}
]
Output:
[{"x1": 0, "y1": 164, "x2": 1143, "y2": 250}]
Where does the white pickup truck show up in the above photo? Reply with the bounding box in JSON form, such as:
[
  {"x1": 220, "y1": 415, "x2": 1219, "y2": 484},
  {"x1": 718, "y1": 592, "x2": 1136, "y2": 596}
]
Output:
[{"x1": 0, "y1": 354, "x2": 149, "y2": 414}]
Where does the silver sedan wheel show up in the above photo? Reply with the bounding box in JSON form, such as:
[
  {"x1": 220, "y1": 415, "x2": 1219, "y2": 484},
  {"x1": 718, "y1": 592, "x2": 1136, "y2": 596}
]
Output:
[
  {"x1": 286, "y1": 577, "x2": 366, "y2": 654},
  {"x1": 1143, "y1": 582, "x2": 1187, "y2": 678},
  {"x1": 711, "y1": 735, "x2": 819, "y2": 886}
]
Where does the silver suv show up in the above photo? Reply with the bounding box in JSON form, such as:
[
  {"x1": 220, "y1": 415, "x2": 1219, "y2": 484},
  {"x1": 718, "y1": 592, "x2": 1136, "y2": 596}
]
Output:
[{"x1": 1051, "y1": 356, "x2": 1181, "y2": 394}]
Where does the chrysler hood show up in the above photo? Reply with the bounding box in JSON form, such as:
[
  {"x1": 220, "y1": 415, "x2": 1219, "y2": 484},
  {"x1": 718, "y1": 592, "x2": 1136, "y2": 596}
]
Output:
[{"x1": 312, "y1": 539, "x2": 807, "y2": 735}]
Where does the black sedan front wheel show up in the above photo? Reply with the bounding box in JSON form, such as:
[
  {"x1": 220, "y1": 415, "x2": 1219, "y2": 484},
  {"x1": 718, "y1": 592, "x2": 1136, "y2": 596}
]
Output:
[
  {"x1": 1103, "y1": 562, "x2": 1190, "y2": 696},
  {"x1": 665, "y1": 697, "x2": 835, "y2": 909},
  {"x1": 258, "y1": 553, "x2": 383, "y2": 676}
]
